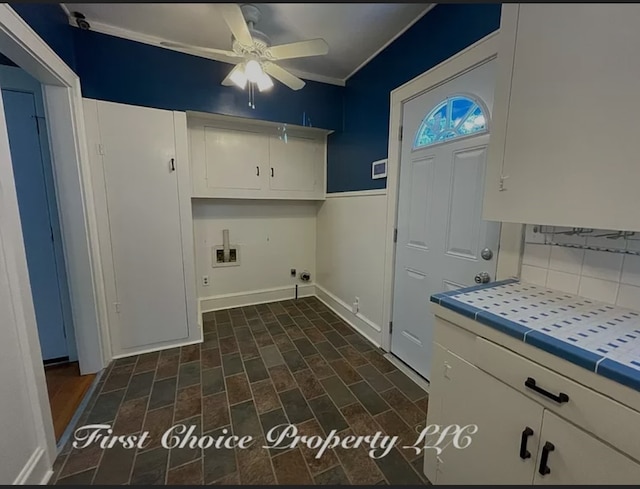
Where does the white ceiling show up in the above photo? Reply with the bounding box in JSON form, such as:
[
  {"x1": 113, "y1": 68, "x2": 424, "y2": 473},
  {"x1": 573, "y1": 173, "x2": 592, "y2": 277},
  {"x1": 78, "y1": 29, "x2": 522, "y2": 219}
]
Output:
[{"x1": 61, "y1": 3, "x2": 432, "y2": 85}]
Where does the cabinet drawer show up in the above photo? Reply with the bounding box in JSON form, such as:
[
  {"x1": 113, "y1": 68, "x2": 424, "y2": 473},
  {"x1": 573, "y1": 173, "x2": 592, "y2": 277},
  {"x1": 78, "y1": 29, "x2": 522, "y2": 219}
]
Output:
[{"x1": 475, "y1": 337, "x2": 640, "y2": 463}]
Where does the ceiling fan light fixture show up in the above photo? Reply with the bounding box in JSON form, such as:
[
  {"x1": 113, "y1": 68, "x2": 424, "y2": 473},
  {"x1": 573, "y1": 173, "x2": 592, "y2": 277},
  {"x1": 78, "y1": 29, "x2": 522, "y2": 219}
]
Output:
[
  {"x1": 244, "y1": 59, "x2": 263, "y2": 83},
  {"x1": 257, "y1": 72, "x2": 274, "y2": 92},
  {"x1": 229, "y1": 64, "x2": 248, "y2": 89}
]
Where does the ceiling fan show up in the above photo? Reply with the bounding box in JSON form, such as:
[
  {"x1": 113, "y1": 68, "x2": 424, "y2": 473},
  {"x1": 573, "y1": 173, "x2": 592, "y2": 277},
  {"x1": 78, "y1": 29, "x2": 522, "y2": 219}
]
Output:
[{"x1": 161, "y1": 4, "x2": 329, "y2": 92}]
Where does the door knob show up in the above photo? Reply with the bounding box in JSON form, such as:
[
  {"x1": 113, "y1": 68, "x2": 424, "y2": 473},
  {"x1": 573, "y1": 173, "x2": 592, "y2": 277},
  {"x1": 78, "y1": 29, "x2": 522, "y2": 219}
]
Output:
[
  {"x1": 481, "y1": 247, "x2": 493, "y2": 260},
  {"x1": 474, "y1": 272, "x2": 491, "y2": 284}
]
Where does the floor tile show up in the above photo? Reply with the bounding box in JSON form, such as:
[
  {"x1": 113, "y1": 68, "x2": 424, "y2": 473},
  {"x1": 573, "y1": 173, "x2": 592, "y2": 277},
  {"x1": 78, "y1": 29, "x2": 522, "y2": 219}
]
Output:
[
  {"x1": 308, "y1": 395, "x2": 348, "y2": 434},
  {"x1": 373, "y1": 447, "x2": 423, "y2": 485},
  {"x1": 282, "y1": 349, "x2": 308, "y2": 372},
  {"x1": 202, "y1": 367, "x2": 225, "y2": 396},
  {"x1": 349, "y1": 381, "x2": 389, "y2": 415},
  {"x1": 142, "y1": 405, "x2": 175, "y2": 451},
  {"x1": 338, "y1": 345, "x2": 369, "y2": 367},
  {"x1": 244, "y1": 357, "x2": 269, "y2": 383},
  {"x1": 124, "y1": 371, "x2": 154, "y2": 401},
  {"x1": 268, "y1": 365, "x2": 296, "y2": 392},
  {"x1": 203, "y1": 428, "x2": 237, "y2": 483},
  {"x1": 272, "y1": 448, "x2": 313, "y2": 485},
  {"x1": 113, "y1": 396, "x2": 148, "y2": 434},
  {"x1": 222, "y1": 353, "x2": 244, "y2": 377},
  {"x1": 59, "y1": 443, "x2": 103, "y2": 479},
  {"x1": 180, "y1": 344, "x2": 200, "y2": 364},
  {"x1": 102, "y1": 364, "x2": 134, "y2": 392},
  {"x1": 374, "y1": 409, "x2": 419, "y2": 461},
  {"x1": 279, "y1": 388, "x2": 313, "y2": 423},
  {"x1": 296, "y1": 419, "x2": 338, "y2": 474},
  {"x1": 357, "y1": 364, "x2": 393, "y2": 392},
  {"x1": 156, "y1": 355, "x2": 180, "y2": 380},
  {"x1": 320, "y1": 376, "x2": 357, "y2": 407},
  {"x1": 226, "y1": 373, "x2": 252, "y2": 405},
  {"x1": 330, "y1": 358, "x2": 362, "y2": 385},
  {"x1": 167, "y1": 459, "x2": 203, "y2": 485},
  {"x1": 259, "y1": 408, "x2": 289, "y2": 441},
  {"x1": 230, "y1": 400, "x2": 262, "y2": 438},
  {"x1": 273, "y1": 334, "x2": 296, "y2": 353},
  {"x1": 293, "y1": 368, "x2": 325, "y2": 400},
  {"x1": 135, "y1": 351, "x2": 160, "y2": 373},
  {"x1": 293, "y1": 337, "x2": 318, "y2": 356},
  {"x1": 219, "y1": 336, "x2": 239, "y2": 355},
  {"x1": 168, "y1": 414, "x2": 202, "y2": 468},
  {"x1": 148, "y1": 377, "x2": 177, "y2": 410},
  {"x1": 201, "y1": 348, "x2": 221, "y2": 369},
  {"x1": 379, "y1": 388, "x2": 424, "y2": 428},
  {"x1": 130, "y1": 447, "x2": 168, "y2": 485},
  {"x1": 316, "y1": 341, "x2": 342, "y2": 361},
  {"x1": 260, "y1": 345, "x2": 284, "y2": 368},
  {"x1": 363, "y1": 350, "x2": 396, "y2": 374},
  {"x1": 251, "y1": 379, "x2": 281, "y2": 414},
  {"x1": 313, "y1": 465, "x2": 350, "y2": 485},
  {"x1": 178, "y1": 361, "x2": 201, "y2": 388},
  {"x1": 55, "y1": 468, "x2": 96, "y2": 485},
  {"x1": 334, "y1": 429, "x2": 383, "y2": 484},
  {"x1": 86, "y1": 389, "x2": 125, "y2": 423},
  {"x1": 324, "y1": 331, "x2": 348, "y2": 348},
  {"x1": 341, "y1": 402, "x2": 380, "y2": 436},
  {"x1": 236, "y1": 437, "x2": 276, "y2": 484},
  {"x1": 386, "y1": 370, "x2": 426, "y2": 402},
  {"x1": 203, "y1": 392, "x2": 229, "y2": 432},
  {"x1": 174, "y1": 384, "x2": 202, "y2": 421}
]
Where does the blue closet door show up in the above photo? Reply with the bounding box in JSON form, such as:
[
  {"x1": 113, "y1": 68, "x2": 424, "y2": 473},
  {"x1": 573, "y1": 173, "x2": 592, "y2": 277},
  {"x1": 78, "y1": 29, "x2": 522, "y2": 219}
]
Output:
[{"x1": 2, "y1": 89, "x2": 68, "y2": 360}]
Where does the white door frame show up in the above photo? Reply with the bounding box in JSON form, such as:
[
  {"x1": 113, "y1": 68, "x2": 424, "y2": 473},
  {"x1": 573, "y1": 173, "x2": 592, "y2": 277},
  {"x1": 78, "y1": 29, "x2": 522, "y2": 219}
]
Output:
[
  {"x1": 0, "y1": 5, "x2": 110, "y2": 479},
  {"x1": 380, "y1": 31, "x2": 524, "y2": 352}
]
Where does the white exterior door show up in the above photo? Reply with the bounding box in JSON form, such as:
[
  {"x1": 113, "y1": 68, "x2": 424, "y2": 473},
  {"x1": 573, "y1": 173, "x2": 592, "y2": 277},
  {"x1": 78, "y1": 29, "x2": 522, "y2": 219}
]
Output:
[{"x1": 391, "y1": 59, "x2": 500, "y2": 380}]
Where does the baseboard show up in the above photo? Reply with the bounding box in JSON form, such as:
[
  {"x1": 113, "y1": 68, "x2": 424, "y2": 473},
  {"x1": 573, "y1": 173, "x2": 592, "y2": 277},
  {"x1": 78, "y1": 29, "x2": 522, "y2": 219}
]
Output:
[
  {"x1": 111, "y1": 337, "x2": 203, "y2": 360},
  {"x1": 314, "y1": 284, "x2": 382, "y2": 348},
  {"x1": 14, "y1": 446, "x2": 51, "y2": 485},
  {"x1": 200, "y1": 284, "x2": 316, "y2": 313}
]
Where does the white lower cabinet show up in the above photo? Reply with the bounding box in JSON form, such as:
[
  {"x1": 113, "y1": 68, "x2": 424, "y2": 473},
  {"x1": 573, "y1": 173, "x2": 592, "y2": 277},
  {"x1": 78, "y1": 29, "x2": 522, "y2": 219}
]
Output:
[
  {"x1": 533, "y1": 411, "x2": 640, "y2": 485},
  {"x1": 426, "y1": 343, "x2": 543, "y2": 485},
  {"x1": 426, "y1": 321, "x2": 640, "y2": 485}
]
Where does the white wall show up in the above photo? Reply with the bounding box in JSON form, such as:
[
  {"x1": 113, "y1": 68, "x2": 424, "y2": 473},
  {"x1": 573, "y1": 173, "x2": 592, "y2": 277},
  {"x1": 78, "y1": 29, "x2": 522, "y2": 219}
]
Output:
[
  {"x1": 316, "y1": 192, "x2": 388, "y2": 345},
  {"x1": 194, "y1": 199, "x2": 318, "y2": 310},
  {"x1": 521, "y1": 225, "x2": 640, "y2": 308}
]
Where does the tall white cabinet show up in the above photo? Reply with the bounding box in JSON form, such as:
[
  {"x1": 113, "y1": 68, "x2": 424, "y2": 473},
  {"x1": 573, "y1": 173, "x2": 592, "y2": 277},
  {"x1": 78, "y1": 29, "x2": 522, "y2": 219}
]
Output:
[
  {"x1": 84, "y1": 99, "x2": 198, "y2": 357},
  {"x1": 484, "y1": 4, "x2": 640, "y2": 232},
  {"x1": 189, "y1": 113, "x2": 328, "y2": 200}
]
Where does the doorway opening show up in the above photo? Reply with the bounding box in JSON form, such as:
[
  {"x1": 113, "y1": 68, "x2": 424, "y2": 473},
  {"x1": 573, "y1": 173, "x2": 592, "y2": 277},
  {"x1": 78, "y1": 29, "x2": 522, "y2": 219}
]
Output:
[{"x1": 0, "y1": 61, "x2": 96, "y2": 443}]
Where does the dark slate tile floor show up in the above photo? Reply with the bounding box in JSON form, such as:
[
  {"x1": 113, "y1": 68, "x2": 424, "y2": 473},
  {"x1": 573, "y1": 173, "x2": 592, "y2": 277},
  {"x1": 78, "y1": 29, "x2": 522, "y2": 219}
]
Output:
[{"x1": 50, "y1": 297, "x2": 430, "y2": 485}]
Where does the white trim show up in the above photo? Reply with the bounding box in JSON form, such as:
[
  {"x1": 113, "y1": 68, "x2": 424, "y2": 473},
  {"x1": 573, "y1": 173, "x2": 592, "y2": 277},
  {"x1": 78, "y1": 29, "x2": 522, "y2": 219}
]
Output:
[
  {"x1": 0, "y1": 4, "x2": 109, "y2": 482},
  {"x1": 315, "y1": 284, "x2": 381, "y2": 348},
  {"x1": 381, "y1": 31, "x2": 505, "y2": 352},
  {"x1": 67, "y1": 18, "x2": 346, "y2": 87},
  {"x1": 325, "y1": 189, "x2": 387, "y2": 198},
  {"x1": 200, "y1": 283, "x2": 317, "y2": 313},
  {"x1": 12, "y1": 447, "x2": 51, "y2": 485},
  {"x1": 345, "y1": 4, "x2": 436, "y2": 81},
  {"x1": 111, "y1": 338, "x2": 203, "y2": 360}
]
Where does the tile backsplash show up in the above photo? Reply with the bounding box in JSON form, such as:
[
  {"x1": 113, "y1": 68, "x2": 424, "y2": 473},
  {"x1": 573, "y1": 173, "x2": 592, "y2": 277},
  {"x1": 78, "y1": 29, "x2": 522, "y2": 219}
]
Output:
[{"x1": 520, "y1": 225, "x2": 640, "y2": 309}]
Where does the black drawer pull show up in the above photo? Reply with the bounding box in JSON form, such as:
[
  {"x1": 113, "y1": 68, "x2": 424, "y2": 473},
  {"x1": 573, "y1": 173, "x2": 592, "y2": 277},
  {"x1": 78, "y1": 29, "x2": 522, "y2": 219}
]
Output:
[
  {"x1": 538, "y1": 441, "x2": 555, "y2": 475},
  {"x1": 519, "y1": 427, "x2": 533, "y2": 459},
  {"x1": 525, "y1": 377, "x2": 569, "y2": 404}
]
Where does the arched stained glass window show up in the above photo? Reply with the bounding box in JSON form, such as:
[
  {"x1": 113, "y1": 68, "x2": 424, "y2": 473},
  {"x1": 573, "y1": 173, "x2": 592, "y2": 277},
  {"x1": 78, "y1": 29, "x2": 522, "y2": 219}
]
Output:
[{"x1": 413, "y1": 95, "x2": 488, "y2": 149}]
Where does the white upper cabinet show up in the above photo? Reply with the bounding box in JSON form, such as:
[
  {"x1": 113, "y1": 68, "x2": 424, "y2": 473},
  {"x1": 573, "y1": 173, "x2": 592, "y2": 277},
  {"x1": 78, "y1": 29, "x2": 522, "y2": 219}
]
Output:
[
  {"x1": 189, "y1": 114, "x2": 328, "y2": 200},
  {"x1": 484, "y1": 4, "x2": 640, "y2": 231}
]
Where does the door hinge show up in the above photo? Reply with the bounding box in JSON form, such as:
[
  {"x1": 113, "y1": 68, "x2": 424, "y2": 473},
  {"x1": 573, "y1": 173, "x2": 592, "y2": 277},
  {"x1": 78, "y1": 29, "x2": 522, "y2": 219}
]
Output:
[
  {"x1": 399, "y1": 125, "x2": 403, "y2": 141},
  {"x1": 97, "y1": 144, "x2": 105, "y2": 155},
  {"x1": 114, "y1": 302, "x2": 121, "y2": 314},
  {"x1": 389, "y1": 321, "x2": 393, "y2": 333},
  {"x1": 499, "y1": 174, "x2": 509, "y2": 191},
  {"x1": 393, "y1": 228, "x2": 398, "y2": 243}
]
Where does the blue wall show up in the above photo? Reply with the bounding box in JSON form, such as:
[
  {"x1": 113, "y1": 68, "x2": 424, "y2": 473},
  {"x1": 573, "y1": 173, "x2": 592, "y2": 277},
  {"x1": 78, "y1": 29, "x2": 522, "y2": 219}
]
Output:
[
  {"x1": 10, "y1": 3, "x2": 76, "y2": 70},
  {"x1": 73, "y1": 30, "x2": 343, "y2": 130},
  {"x1": 326, "y1": 3, "x2": 501, "y2": 193}
]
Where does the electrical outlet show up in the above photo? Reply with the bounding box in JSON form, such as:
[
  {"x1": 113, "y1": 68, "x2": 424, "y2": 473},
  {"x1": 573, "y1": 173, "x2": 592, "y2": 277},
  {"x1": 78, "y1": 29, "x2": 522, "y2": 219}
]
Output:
[
  {"x1": 352, "y1": 297, "x2": 359, "y2": 314},
  {"x1": 202, "y1": 275, "x2": 209, "y2": 286},
  {"x1": 291, "y1": 268, "x2": 296, "y2": 277}
]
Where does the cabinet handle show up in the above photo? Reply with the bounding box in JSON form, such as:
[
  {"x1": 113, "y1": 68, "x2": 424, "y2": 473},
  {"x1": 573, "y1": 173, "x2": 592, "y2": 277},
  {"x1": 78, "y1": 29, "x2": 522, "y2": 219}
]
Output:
[
  {"x1": 271, "y1": 167, "x2": 274, "y2": 177},
  {"x1": 170, "y1": 158, "x2": 175, "y2": 172},
  {"x1": 256, "y1": 166, "x2": 260, "y2": 176},
  {"x1": 519, "y1": 427, "x2": 533, "y2": 459},
  {"x1": 524, "y1": 377, "x2": 569, "y2": 404},
  {"x1": 538, "y1": 441, "x2": 555, "y2": 476}
]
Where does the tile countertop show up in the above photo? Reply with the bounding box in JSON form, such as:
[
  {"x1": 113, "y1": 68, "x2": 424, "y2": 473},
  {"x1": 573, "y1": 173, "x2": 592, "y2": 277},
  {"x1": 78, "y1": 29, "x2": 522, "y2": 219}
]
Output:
[{"x1": 431, "y1": 279, "x2": 640, "y2": 393}]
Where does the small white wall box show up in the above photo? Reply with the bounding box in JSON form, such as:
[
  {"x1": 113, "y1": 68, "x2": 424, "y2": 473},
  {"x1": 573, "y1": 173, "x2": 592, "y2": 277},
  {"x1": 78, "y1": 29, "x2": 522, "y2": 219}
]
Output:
[{"x1": 372, "y1": 159, "x2": 387, "y2": 179}]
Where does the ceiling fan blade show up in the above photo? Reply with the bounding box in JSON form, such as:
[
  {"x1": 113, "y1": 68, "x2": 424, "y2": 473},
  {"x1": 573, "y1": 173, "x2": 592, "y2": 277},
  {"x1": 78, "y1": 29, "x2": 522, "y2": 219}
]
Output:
[
  {"x1": 263, "y1": 62, "x2": 305, "y2": 90},
  {"x1": 267, "y1": 39, "x2": 329, "y2": 60},
  {"x1": 217, "y1": 4, "x2": 253, "y2": 46}
]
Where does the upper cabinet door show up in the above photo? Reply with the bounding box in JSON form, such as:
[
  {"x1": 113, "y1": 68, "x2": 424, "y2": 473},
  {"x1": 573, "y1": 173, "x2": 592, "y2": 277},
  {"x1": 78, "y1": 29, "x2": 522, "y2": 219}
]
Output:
[
  {"x1": 203, "y1": 126, "x2": 267, "y2": 191},
  {"x1": 268, "y1": 135, "x2": 322, "y2": 193},
  {"x1": 484, "y1": 4, "x2": 640, "y2": 231},
  {"x1": 533, "y1": 410, "x2": 640, "y2": 485}
]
